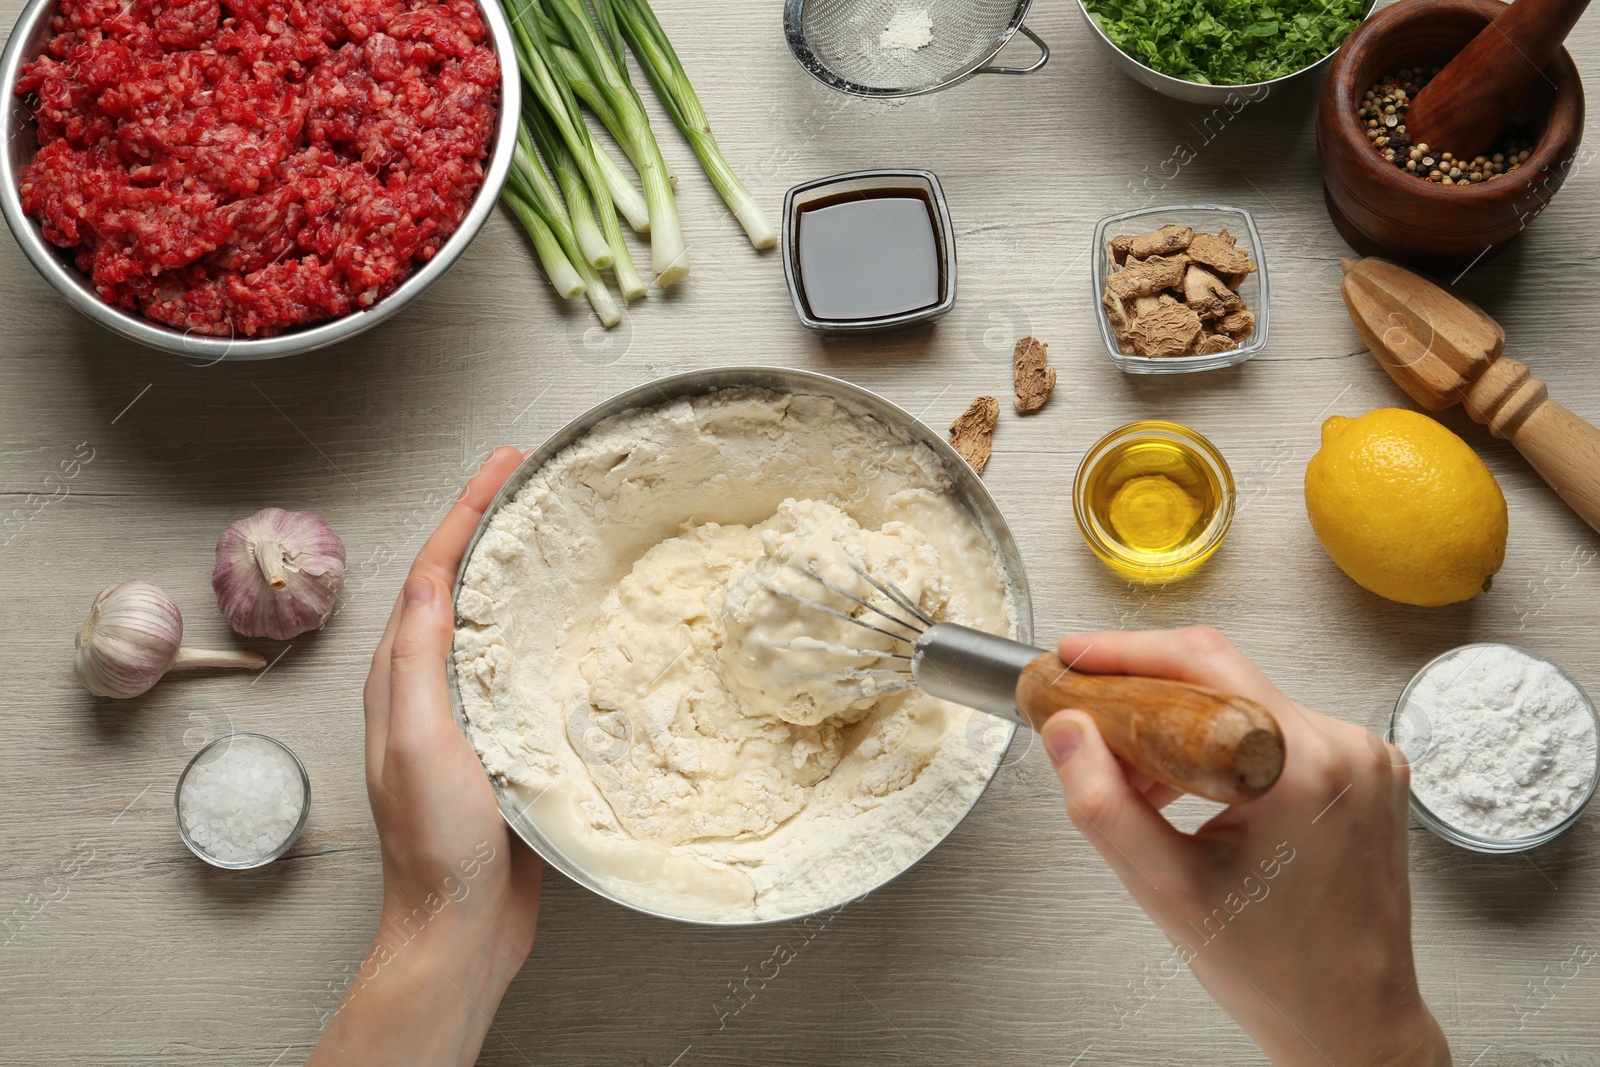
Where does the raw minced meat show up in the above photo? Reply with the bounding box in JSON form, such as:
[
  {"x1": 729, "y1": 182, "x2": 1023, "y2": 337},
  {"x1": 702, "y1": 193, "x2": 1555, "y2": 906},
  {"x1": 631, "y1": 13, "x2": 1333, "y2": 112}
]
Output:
[{"x1": 15, "y1": 0, "x2": 498, "y2": 337}]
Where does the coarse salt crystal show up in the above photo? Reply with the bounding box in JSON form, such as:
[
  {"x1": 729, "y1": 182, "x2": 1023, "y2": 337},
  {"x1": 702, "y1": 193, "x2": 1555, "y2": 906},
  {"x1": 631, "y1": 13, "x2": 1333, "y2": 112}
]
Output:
[{"x1": 179, "y1": 736, "x2": 306, "y2": 864}]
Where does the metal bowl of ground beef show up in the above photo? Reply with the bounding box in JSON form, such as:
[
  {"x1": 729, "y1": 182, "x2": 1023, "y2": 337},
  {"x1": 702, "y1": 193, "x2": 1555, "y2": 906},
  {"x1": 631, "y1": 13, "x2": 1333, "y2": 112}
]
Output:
[{"x1": 0, "y1": 0, "x2": 518, "y2": 359}]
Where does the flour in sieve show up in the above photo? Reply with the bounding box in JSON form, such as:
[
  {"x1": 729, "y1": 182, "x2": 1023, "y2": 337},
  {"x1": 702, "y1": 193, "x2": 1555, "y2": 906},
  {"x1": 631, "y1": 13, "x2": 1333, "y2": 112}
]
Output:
[
  {"x1": 1399, "y1": 644, "x2": 1597, "y2": 840},
  {"x1": 880, "y1": 9, "x2": 934, "y2": 51}
]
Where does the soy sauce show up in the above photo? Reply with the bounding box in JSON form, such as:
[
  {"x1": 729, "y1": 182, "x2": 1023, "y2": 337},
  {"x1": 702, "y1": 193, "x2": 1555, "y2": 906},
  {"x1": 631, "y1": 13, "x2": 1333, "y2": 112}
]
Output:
[{"x1": 794, "y1": 189, "x2": 942, "y2": 322}]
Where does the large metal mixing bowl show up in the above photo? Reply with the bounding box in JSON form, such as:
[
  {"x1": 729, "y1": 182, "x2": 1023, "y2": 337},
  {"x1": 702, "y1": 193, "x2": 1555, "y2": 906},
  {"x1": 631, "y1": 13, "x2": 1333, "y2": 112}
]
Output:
[
  {"x1": 448, "y1": 366, "x2": 1035, "y2": 927},
  {"x1": 0, "y1": 0, "x2": 519, "y2": 360}
]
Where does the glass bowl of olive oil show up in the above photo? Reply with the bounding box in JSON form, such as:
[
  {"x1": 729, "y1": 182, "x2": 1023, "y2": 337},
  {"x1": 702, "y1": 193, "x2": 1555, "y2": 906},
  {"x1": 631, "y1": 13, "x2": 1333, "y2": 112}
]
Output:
[{"x1": 1073, "y1": 420, "x2": 1236, "y2": 583}]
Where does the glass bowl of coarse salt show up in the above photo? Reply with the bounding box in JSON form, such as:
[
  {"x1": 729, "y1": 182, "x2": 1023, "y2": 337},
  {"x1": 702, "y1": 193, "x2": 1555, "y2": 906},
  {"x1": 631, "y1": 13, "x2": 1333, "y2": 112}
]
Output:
[
  {"x1": 1390, "y1": 643, "x2": 1600, "y2": 854},
  {"x1": 176, "y1": 733, "x2": 310, "y2": 869}
]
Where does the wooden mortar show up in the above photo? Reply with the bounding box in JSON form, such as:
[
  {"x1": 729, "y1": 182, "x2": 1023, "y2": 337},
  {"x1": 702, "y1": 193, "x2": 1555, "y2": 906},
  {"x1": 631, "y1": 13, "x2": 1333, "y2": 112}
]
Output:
[{"x1": 1317, "y1": 0, "x2": 1584, "y2": 273}]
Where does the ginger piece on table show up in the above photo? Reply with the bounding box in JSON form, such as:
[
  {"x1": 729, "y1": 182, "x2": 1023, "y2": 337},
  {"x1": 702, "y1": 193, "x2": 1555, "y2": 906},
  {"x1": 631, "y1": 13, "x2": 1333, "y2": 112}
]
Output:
[
  {"x1": 1012, "y1": 336, "x2": 1055, "y2": 414},
  {"x1": 1103, "y1": 290, "x2": 1136, "y2": 353},
  {"x1": 1127, "y1": 224, "x2": 1194, "y2": 259},
  {"x1": 1183, "y1": 265, "x2": 1245, "y2": 320},
  {"x1": 1127, "y1": 295, "x2": 1203, "y2": 358},
  {"x1": 949, "y1": 396, "x2": 1000, "y2": 474},
  {"x1": 1105, "y1": 252, "x2": 1189, "y2": 301},
  {"x1": 1188, "y1": 231, "x2": 1256, "y2": 277},
  {"x1": 1215, "y1": 308, "x2": 1256, "y2": 339}
]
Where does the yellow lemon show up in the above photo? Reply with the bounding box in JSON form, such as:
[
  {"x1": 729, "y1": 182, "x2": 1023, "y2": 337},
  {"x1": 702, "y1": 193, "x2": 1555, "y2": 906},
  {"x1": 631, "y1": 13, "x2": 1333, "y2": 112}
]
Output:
[{"x1": 1305, "y1": 409, "x2": 1507, "y2": 607}]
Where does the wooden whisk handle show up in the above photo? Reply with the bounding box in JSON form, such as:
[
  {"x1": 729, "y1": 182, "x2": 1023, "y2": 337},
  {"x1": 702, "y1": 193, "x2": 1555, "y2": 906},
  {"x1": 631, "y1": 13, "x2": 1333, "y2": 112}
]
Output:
[
  {"x1": 1463, "y1": 357, "x2": 1600, "y2": 533},
  {"x1": 1015, "y1": 655, "x2": 1285, "y2": 805}
]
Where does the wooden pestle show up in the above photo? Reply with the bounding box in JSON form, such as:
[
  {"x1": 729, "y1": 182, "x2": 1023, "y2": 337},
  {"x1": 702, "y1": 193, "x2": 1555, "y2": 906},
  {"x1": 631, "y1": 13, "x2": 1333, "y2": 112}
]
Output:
[
  {"x1": 1013, "y1": 655, "x2": 1285, "y2": 805},
  {"x1": 1341, "y1": 256, "x2": 1600, "y2": 534},
  {"x1": 1404, "y1": 0, "x2": 1591, "y2": 161}
]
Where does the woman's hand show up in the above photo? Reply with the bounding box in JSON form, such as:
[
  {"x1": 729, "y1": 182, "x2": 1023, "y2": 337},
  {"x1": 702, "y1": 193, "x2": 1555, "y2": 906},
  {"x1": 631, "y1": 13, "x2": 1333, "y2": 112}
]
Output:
[
  {"x1": 309, "y1": 447, "x2": 540, "y2": 1067},
  {"x1": 1043, "y1": 626, "x2": 1450, "y2": 1067}
]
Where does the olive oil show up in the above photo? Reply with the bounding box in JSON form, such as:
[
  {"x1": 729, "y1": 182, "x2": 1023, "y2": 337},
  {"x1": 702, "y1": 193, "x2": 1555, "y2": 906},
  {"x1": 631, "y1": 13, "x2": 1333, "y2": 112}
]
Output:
[
  {"x1": 1107, "y1": 473, "x2": 1204, "y2": 552},
  {"x1": 1073, "y1": 421, "x2": 1236, "y2": 583}
]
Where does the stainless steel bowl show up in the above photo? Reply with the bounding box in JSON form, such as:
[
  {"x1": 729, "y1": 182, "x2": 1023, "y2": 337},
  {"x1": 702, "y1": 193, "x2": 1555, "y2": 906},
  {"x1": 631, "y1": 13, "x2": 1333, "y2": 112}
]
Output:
[
  {"x1": 0, "y1": 0, "x2": 520, "y2": 360},
  {"x1": 1076, "y1": 0, "x2": 1368, "y2": 104},
  {"x1": 448, "y1": 366, "x2": 1035, "y2": 926}
]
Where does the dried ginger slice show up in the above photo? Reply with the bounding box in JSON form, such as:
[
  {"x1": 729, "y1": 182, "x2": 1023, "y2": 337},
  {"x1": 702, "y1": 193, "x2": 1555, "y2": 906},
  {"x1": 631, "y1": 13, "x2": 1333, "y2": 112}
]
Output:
[
  {"x1": 1215, "y1": 308, "x2": 1256, "y2": 338},
  {"x1": 1127, "y1": 295, "x2": 1203, "y2": 357},
  {"x1": 1128, "y1": 224, "x2": 1194, "y2": 259},
  {"x1": 1012, "y1": 336, "x2": 1055, "y2": 414},
  {"x1": 1183, "y1": 265, "x2": 1245, "y2": 320},
  {"x1": 1103, "y1": 289, "x2": 1135, "y2": 353},
  {"x1": 1188, "y1": 232, "x2": 1256, "y2": 277},
  {"x1": 1196, "y1": 332, "x2": 1238, "y2": 355},
  {"x1": 1106, "y1": 252, "x2": 1189, "y2": 301},
  {"x1": 949, "y1": 396, "x2": 1000, "y2": 474}
]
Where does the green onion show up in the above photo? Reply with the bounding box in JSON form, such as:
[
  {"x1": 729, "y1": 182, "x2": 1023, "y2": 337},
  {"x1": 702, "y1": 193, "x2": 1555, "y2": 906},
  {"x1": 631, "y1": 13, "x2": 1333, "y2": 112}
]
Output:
[
  {"x1": 544, "y1": 0, "x2": 688, "y2": 286},
  {"x1": 549, "y1": 38, "x2": 678, "y2": 191},
  {"x1": 593, "y1": 139, "x2": 651, "y2": 234},
  {"x1": 525, "y1": 97, "x2": 612, "y2": 270},
  {"x1": 607, "y1": 0, "x2": 775, "y2": 249},
  {"x1": 503, "y1": 16, "x2": 612, "y2": 268},
  {"x1": 503, "y1": 0, "x2": 648, "y2": 300},
  {"x1": 509, "y1": 126, "x2": 621, "y2": 326},
  {"x1": 501, "y1": 187, "x2": 584, "y2": 299},
  {"x1": 497, "y1": 0, "x2": 772, "y2": 324}
]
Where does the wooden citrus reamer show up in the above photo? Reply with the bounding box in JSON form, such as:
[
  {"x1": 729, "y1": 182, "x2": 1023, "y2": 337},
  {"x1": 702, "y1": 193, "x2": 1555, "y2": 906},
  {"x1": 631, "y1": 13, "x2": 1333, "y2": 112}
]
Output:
[{"x1": 1340, "y1": 256, "x2": 1600, "y2": 533}]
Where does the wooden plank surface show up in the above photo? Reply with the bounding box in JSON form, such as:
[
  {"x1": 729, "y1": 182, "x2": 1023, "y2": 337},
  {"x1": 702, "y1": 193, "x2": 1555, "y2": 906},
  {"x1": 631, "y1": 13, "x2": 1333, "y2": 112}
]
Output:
[{"x1": 3, "y1": 1, "x2": 1599, "y2": 1063}]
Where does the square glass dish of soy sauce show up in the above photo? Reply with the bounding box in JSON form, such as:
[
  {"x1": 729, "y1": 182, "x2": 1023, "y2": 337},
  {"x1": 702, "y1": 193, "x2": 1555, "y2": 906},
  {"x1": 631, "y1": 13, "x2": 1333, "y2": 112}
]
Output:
[{"x1": 781, "y1": 170, "x2": 957, "y2": 334}]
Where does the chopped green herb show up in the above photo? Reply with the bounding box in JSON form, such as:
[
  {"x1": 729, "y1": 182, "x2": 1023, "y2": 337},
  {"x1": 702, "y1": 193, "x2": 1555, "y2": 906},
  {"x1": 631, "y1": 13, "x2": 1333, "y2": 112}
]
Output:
[{"x1": 1083, "y1": 0, "x2": 1370, "y2": 85}]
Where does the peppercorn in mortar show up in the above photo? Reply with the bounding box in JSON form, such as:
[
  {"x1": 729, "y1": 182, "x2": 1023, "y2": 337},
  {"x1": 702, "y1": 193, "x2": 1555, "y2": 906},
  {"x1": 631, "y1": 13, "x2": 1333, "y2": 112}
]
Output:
[{"x1": 1359, "y1": 67, "x2": 1534, "y2": 186}]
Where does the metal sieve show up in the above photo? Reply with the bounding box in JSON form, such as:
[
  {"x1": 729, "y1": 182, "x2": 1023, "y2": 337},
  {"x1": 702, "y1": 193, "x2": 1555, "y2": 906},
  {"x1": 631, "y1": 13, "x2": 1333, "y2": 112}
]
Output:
[{"x1": 784, "y1": 0, "x2": 1048, "y2": 98}]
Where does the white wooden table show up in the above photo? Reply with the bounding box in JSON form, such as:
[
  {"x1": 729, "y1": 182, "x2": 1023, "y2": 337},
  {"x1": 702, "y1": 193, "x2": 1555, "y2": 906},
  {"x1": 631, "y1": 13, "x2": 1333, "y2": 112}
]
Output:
[{"x1": 4, "y1": 1, "x2": 1599, "y2": 1063}]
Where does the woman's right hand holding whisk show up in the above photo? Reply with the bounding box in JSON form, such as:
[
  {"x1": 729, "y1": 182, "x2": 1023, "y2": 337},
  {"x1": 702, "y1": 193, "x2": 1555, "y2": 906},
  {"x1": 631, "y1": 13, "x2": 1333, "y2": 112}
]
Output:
[{"x1": 1041, "y1": 626, "x2": 1450, "y2": 1067}]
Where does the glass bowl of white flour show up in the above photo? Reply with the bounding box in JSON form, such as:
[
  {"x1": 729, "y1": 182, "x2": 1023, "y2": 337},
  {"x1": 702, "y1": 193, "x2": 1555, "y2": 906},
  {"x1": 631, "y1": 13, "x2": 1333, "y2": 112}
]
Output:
[{"x1": 1391, "y1": 643, "x2": 1599, "y2": 853}]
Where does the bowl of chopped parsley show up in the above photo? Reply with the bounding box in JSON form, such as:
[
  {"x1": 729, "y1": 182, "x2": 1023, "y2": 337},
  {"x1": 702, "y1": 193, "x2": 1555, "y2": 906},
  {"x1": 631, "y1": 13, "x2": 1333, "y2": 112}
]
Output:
[{"x1": 1078, "y1": 0, "x2": 1374, "y2": 103}]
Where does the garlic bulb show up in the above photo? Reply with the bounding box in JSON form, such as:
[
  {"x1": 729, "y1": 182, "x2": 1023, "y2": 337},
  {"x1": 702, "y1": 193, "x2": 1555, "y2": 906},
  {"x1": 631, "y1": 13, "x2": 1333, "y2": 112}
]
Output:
[
  {"x1": 76, "y1": 581, "x2": 267, "y2": 699},
  {"x1": 213, "y1": 508, "x2": 346, "y2": 640}
]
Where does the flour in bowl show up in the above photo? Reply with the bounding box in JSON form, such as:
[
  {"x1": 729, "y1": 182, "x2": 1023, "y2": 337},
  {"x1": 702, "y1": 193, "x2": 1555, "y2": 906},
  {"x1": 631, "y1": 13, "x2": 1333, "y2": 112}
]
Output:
[
  {"x1": 1399, "y1": 644, "x2": 1598, "y2": 841},
  {"x1": 453, "y1": 389, "x2": 1016, "y2": 921}
]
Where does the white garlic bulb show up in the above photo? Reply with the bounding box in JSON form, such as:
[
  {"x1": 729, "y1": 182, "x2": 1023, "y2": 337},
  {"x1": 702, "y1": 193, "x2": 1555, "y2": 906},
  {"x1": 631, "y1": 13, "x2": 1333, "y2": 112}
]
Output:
[
  {"x1": 213, "y1": 508, "x2": 346, "y2": 640},
  {"x1": 76, "y1": 581, "x2": 267, "y2": 699}
]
